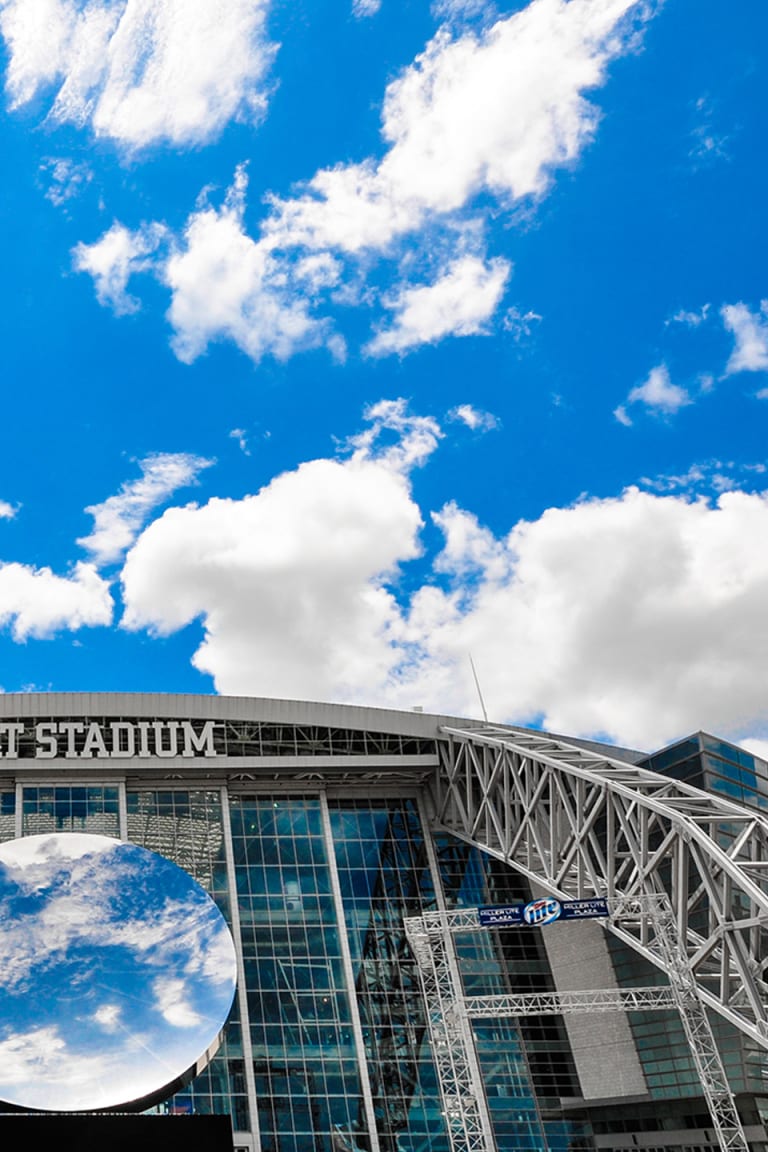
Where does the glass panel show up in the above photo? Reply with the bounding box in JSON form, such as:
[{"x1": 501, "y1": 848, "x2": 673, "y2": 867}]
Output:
[{"x1": 21, "y1": 785, "x2": 119, "y2": 836}]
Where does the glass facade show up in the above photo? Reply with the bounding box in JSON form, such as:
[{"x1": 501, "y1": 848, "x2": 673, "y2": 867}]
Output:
[
  {"x1": 10, "y1": 780, "x2": 591, "y2": 1152},
  {"x1": 6, "y1": 708, "x2": 768, "y2": 1152}
]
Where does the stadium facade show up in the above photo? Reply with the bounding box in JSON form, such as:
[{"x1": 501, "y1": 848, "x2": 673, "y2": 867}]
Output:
[{"x1": 1, "y1": 693, "x2": 768, "y2": 1152}]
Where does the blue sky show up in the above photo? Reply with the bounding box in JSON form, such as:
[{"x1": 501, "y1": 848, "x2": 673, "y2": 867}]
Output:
[
  {"x1": 0, "y1": 0, "x2": 765, "y2": 751},
  {"x1": 0, "y1": 833, "x2": 236, "y2": 1111}
]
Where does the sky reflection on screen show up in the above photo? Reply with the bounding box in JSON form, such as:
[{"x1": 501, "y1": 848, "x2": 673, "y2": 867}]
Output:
[{"x1": 0, "y1": 833, "x2": 237, "y2": 1111}]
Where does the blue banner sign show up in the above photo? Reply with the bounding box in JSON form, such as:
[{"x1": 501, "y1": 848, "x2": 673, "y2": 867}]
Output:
[{"x1": 478, "y1": 897, "x2": 609, "y2": 928}]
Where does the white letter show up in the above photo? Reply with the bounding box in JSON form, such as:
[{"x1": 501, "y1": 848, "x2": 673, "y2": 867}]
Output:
[
  {"x1": 0, "y1": 722, "x2": 25, "y2": 757},
  {"x1": 153, "y1": 721, "x2": 179, "y2": 757},
  {"x1": 110, "y1": 722, "x2": 135, "y2": 758},
  {"x1": 137, "y1": 722, "x2": 152, "y2": 758},
  {"x1": 58, "y1": 722, "x2": 84, "y2": 758},
  {"x1": 35, "y1": 723, "x2": 57, "y2": 759},
  {"x1": 82, "y1": 722, "x2": 108, "y2": 758},
  {"x1": 182, "y1": 721, "x2": 220, "y2": 757}
]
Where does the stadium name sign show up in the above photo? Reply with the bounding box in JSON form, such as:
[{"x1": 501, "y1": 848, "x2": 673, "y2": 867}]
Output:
[{"x1": 0, "y1": 720, "x2": 222, "y2": 759}]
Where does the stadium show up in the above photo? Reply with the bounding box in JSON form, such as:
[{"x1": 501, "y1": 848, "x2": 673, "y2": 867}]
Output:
[{"x1": 2, "y1": 691, "x2": 768, "y2": 1152}]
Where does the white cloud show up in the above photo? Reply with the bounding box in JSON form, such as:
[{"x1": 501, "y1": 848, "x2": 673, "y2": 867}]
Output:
[
  {"x1": 121, "y1": 402, "x2": 438, "y2": 700},
  {"x1": 353, "y1": 0, "x2": 381, "y2": 15},
  {"x1": 741, "y1": 739, "x2": 768, "y2": 763},
  {"x1": 120, "y1": 403, "x2": 768, "y2": 749},
  {"x1": 229, "y1": 429, "x2": 250, "y2": 456},
  {"x1": 73, "y1": 222, "x2": 166, "y2": 315},
  {"x1": 164, "y1": 168, "x2": 335, "y2": 365},
  {"x1": 74, "y1": 0, "x2": 654, "y2": 363},
  {"x1": 1, "y1": 0, "x2": 276, "y2": 150},
  {"x1": 0, "y1": 502, "x2": 17, "y2": 520},
  {"x1": 0, "y1": 561, "x2": 112, "y2": 640},
  {"x1": 153, "y1": 978, "x2": 201, "y2": 1029},
  {"x1": 689, "y1": 95, "x2": 729, "y2": 165},
  {"x1": 448, "y1": 404, "x2": 499, "y2": 431},
  {"x1": 40, "y1": 157, "x2": 92, "y2": 206},
  {"x1": 640, "y1": 460, "x2": 768, "y2": 496},
  {"x1": 666, "y1": 303, "x2": 710, "y2": 327},
  {"x1": 617, "y1": 363, "x2": 691, "y2": 420},
  {"x1": 721, "y1": 301, "x2": 768, "y2": 375},
  {"x1": 396, "y1": 488, "x2": 768, "y2": 749},
  {"x1": 432, "y1": 0, "x2": 494, "y2": 22},
  {"x1": 365, "y1": 255, "x2": 510, "y2": 355},
  {"x1": 78, "y1": 452, "x2": 213, "y2": 566},
  {"x1": 503, "y1": 306, "x2": 543, "y2": 341},
  {"x1": 94, "y1": 1004, "x2": 122, "y2": 1031},
  {"x1": 268, "y1": 0, "x2": 651, "y2": 254}
]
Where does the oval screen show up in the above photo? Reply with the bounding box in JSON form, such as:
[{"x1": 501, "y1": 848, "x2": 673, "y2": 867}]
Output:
[{"x1": 0, "y1": 833, "x2": 237, "y2": 1112}]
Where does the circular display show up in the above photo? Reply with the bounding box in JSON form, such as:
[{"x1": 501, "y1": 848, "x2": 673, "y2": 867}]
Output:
[{"x1": 0, "y1": 833, "x2": 237, "y2": 1112}]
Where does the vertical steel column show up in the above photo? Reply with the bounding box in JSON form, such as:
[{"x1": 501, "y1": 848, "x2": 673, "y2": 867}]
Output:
[
  {"x1": 405, "y1": 914, "x2": 497, "y2": 1152},
  {"x1": 417, "y1": 795, "x2": 498, "y2": 1152},
  {"x1": 611, "y1": 895, "x2": 750, "y2": 1152},
  {"x1": 13, "y1": 779, "x2": 22, "y2": 838},
  {"x1": 117, "y1": 779, "x2": 128, "y2": 841}
]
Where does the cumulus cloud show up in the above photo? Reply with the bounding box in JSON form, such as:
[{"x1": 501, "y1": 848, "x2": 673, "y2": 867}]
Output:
[
  {"x1": 0, "y1": 562, "x2": 112, "y2": 640},
  {"x1": 721, "y1": 301, "x2": 768, "y2": 375},
  {"x1": 268, "y1": 0, "x2": 651, "y2": 253},
  {"x1": 0, "y1": 502, "x2": 17, "y2": 520},
  {"x1": 616, "y1": 364, "x2": 691, "y2": 423},
  {"x1": 0, "y1": 0, "x2": 276, "y2": 150},
  {"x1": 76, "y1": 0, "x2": 653, "y2": 363},
  {"x1": 395, "y1": 489, "x2": 768, "y2": 748},
  {"x1": 365, "y1": 255, "x2": 510, "y2": 355},
  {"x1": 121, "y1": 401, "x2": 437, "y2": 700},
  {"x1": 78, "y1": 452, "x2": 213, "y2": 566},
  {"x1": 119, "y1": 402, "x2": 768, "y2": 750},
  {"x1": 73, "y1": 222, "x2": 166, "y2": 314},
  {"x1": 164, "y1": 168, "x2": 336, "y2": 365}
]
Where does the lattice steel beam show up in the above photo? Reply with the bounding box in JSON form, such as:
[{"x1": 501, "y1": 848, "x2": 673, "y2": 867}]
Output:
[
  {"x1": 432, "y1": 726, "x2": 768, "y2": 1049},
  {"x1": 462, "y1": 986, "x2": 677, "y2": 1017}
]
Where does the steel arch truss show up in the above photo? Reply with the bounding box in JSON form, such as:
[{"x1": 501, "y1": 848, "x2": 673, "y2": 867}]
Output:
[{"x1": 433, "y1": 726, "x2": 768, "y2": 1048}]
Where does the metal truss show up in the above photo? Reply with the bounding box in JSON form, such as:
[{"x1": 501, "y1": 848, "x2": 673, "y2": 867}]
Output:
[
  {"x1": 405, "y1": 896, "x2": 750, "y2": 1152},
  {"x1": 404, "y1": 926, "x2": 495, "y2": 1152},
  {"x1": 433, "y1": 726, "x2": 768, "y2": 1049},
  {"x1": 462, "y1": 986, "x2": 677, "y2": 1017}
]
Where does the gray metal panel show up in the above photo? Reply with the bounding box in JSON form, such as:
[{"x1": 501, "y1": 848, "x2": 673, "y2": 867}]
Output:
[{"x1": 0, "y1": 693, "x2": 643, "y2": 761}]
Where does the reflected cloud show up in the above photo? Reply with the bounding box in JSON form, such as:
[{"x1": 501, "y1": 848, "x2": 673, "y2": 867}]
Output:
[{"x1": 0, "y1": 833, "x2": 236, "y2": 1111}]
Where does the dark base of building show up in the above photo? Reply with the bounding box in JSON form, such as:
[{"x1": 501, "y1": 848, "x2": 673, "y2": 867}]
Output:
[{"x1": 0, "y1": 1113, "x2": 234, "y2": 1151}]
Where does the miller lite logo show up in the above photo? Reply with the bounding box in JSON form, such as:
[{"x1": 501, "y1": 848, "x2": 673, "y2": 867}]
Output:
[{"x1": 523, "y1": 897, "x2": 562, "y2": 926}]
